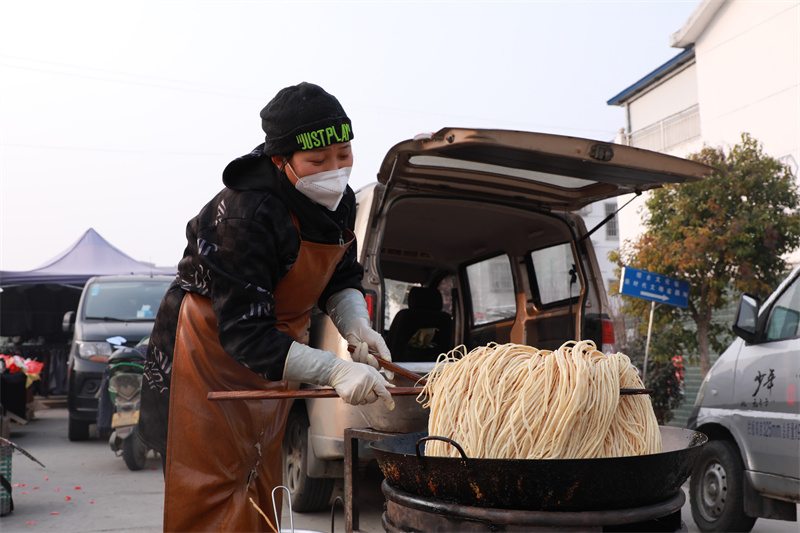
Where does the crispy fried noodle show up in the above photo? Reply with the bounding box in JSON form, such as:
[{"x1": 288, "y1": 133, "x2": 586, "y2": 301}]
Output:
[{"x1": 418, "y1": 340, "x2": 662, "y2": 459}]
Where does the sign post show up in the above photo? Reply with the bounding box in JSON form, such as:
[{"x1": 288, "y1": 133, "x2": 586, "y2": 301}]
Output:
[{"x1": 619, "y1": 267, "x2": 690, "y2": 382}]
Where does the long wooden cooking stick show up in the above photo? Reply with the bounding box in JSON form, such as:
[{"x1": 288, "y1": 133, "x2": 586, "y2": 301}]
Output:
[
  {"x1": 207, "y1": 387, "x2": 423, "y2": 401},
  {"x1": 207, "y1": 386, "x2": 652, "y2": 401},
  {"x1": 206, "y1": 342, "x2": 652, "y2": 401}
]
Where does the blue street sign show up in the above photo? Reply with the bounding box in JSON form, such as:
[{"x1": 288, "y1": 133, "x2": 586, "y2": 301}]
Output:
[{"x1": 619, "y1": 266, "x2": 690, "y2": 308}]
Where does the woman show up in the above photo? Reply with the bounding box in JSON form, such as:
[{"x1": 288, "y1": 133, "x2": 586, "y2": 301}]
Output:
[{"x1": 139, "y1": 82, "x2": 393, "y2": 532}]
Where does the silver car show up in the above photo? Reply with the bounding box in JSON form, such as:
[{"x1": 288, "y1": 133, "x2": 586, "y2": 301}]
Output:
[
  {"x1": 284, "y1": 127, "x2": 711, "y2": 511},
  {"x1": 688, "y1": 266, "x2": 800, "y2": 532}
]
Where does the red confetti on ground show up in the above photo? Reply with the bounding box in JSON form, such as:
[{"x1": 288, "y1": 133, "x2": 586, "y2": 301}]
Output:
[
  {"x1": 32, "y1": 487, "x2": 40, "y2": 490},
  {"x1": 65, "y1": 496, "x2": 72, "y2": 501},
  {"x1": 21, "y1": 491, "x2": 29, "y2": 494},
  {"x1": 74, "y1": 486, "x2": 82, "y2": 490},
  {"x1": 20, "y1": 484, "x2": 26, "y2": 487},
  {"x1": 50, "y1": 512, "x2": 59, "y2": 515},
  {"x1": 89, "y1": 501, "x2": 96, "y2": 504},
  {"x1": 12, "y1": 483, "x2": 20, "y2": 487},
  {"x1": 26, "y1": 521, "x2": 35, "y2": 525},
  {"x1": 44, "y1": 477, "x2": 49, "y2": 481},
  {"x1": 54, "y1": 488, "x2": 62, "y2": 492}
]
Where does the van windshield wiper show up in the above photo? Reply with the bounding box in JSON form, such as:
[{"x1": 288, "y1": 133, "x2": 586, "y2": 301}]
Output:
[{"x1": 85, "y1": 316, "x2": 129, "y2": 322}]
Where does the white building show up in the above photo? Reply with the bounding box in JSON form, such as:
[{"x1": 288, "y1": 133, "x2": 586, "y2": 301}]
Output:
[
  {"x1": 577, "y1": 201, "x2": 622, "y2": 298},
  {"x1": 607, "y1": 0, "x2": 799, "y2": 248}
]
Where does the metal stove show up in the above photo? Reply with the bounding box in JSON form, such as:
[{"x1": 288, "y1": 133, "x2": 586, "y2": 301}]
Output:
[{"x1": 381, "y1": 480, "x2": 687, "y2": 532}]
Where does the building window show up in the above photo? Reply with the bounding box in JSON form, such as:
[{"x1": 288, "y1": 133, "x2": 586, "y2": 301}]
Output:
[{"x1": 605, "y1": 203, "x2": 618, "y2": 239}]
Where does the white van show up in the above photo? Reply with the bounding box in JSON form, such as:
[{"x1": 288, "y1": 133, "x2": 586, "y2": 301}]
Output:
[
  {"x1": 687, "y1": 265, "x2": 800, "y2": 531},
  {"x1": 283, "y1": 127, "x2": 712, "y2": 511}
]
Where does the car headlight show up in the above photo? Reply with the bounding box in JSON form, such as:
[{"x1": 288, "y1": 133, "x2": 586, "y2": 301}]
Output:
[{"x1": 76, "y1": 341, "x2": 113, "y2": 362}]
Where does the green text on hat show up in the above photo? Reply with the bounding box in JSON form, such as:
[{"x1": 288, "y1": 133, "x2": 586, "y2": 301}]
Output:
[{"x1": 296, "y1": 123, "x2": 352, "y2": 151}]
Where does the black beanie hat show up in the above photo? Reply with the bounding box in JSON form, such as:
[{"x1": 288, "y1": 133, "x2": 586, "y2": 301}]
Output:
[{"x1": 260, "y1": 82, "x2": 353, "y2": 157}]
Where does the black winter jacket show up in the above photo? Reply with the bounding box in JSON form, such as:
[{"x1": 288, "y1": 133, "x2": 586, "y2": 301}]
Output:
[{"x1": 139, "y1": 145, "x2": 364, "y2": 454}]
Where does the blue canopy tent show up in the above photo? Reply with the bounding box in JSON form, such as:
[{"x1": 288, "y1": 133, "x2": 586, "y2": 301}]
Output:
[{"x1": 0, "y1": 228, "x2": 175, "y2": 286}]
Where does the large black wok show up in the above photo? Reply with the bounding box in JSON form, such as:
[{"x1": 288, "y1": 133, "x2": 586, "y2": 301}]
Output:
[{"x1": 370, "y1": 426, "x2": 706, "y2": 512}]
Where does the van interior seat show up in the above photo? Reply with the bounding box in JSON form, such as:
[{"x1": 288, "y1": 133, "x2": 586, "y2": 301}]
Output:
[{"x1": 386, "y1": 286, "x2": 454, "y2": 363}]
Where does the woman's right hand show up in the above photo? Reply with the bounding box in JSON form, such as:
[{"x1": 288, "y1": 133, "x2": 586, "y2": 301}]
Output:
[{"x1": 283, "y1": 341, "x2": 394, "y2": 410}]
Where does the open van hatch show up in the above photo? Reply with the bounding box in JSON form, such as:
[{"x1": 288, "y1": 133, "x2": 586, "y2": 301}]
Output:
[{"x1": 377, "y1": 128, "x2": 711, "y2": 211}]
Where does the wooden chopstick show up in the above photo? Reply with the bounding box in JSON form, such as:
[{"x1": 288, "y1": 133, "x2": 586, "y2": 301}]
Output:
[
  {"x1": 345, "y1": 347, "x2": 651, "y2": 394},
  {"x1": 346, "y1": 345, "x2": 427, "y2": 385},
  {"x1": 349, "y1": 347, "x2": 649, "y2": 395}
]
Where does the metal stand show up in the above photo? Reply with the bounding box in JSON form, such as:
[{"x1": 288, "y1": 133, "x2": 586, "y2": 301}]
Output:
[{"x1": 344, "y1": 427, "x2": 398, "y2": 533}]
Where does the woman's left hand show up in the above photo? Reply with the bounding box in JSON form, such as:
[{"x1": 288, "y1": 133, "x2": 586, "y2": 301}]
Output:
[
  {"x1": 328, "y1": 289, "x2": 394, "y2": 379},
  {"x1": 346, "y1": 318, "x2": 393, "y2": 380}
]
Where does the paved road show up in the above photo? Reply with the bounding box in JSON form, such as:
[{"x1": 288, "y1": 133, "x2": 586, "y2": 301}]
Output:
[
  {"x1": 2, "y1": 402, "x2": 797, "y2": 532},
  {"x1": 1, "y1": 403, "x2": 383, "y2": 532}
]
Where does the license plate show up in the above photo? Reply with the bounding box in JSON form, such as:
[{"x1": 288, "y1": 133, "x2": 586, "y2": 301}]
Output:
[{"x1": 112, "y1": 410, "x2": 139, "y2": 428}]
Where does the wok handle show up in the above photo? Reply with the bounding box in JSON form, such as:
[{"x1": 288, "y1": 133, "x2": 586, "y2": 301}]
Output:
[
  {"x1": 416, "y1": 435, "x2": 469, "y2": 461},
  {"x1": 620, "y1": 388, "x2": 654, "y2": 395}
]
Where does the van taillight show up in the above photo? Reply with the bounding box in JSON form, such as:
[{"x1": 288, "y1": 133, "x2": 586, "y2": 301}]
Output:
[
  {"x1": 602, "y1": 318, "x2": 616, "y2": 354},
  {"x1": 364, "y1": 291, "x2": 376, "y2": 324}
]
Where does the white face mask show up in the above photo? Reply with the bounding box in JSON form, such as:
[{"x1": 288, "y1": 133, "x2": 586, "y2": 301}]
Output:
[{"x1": 288, "y1": 163, "x2": 351, "y2": 211}]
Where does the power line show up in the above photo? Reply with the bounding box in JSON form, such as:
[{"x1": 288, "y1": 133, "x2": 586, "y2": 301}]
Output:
[
  {"x1": 0, "y1": 142, "x2": 232, "y2": 157},
  {"x1": 1, "y1": 55, "x2": 621, "y2": 140},
  {"x1": 0, "y1": 54, "x2": 267, "y2": 101}
]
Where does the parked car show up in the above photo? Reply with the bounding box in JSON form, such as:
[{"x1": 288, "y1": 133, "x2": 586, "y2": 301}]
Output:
[
  {"x1": 63, "y1": 275, "x2": 173, "y2": 441},
  {"x1": 687, "y1": 265, "x2": 800, "y2": 532},
  {"x1": 283, "y1": 127, "x2": 712, "y2": 511}
]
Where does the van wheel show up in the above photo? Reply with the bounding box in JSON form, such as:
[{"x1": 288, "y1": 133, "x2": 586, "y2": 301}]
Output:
[
  {"x1": 68, "y1": 416, "x2": 90, "y2": 441},
  {"x1": 689, "y1": 440, "x2": 757, "y2": 532},
  {"x1": 282, "y1": 408, "x2": 334, "y2": 512}
]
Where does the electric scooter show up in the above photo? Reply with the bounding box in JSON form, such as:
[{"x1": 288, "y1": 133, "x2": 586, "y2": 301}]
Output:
[{"x1": 101, "y1": 345, "x2": 150, "y2": 470}]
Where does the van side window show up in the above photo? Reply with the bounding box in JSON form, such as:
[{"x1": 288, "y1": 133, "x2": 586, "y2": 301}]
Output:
[
  {"x1": 437, "y1": 275, "x2": 455, "y2": 316},
  {"x1": 530, "y1": 242, "x2": 577, "y2": 306},
  {"x1": 765, "y1": 277, "x2": 800, "y2": 341},
  {"x1": 383, "y1": 279, "x2": 419, "y2": 329},
  {"x1": 466, "y1": 254, "x2": 515, "y2": 326}
]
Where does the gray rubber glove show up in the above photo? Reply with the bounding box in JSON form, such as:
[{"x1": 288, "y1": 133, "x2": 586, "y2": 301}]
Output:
[
  {"x1": 283, "y1": 342, "x2": 395, "y2": 410},
  {"x1": 327, "y1": 289, "x2": 393, "y2": 379}
]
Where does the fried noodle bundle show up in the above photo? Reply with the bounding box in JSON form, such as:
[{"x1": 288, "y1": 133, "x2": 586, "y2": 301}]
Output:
[{"x1": 418, "y1": 340, "x2": 662, "y2": 459}]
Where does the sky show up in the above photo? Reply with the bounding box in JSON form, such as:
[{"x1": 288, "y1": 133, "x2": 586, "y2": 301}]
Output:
[{"x1": 0, "y1": 0, "x2": 700, "y2": 272}]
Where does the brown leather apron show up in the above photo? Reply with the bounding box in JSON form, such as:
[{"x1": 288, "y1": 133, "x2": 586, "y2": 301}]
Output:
[{"x1": 163, "y1": 214, "x2": 354, "y2": 532}]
